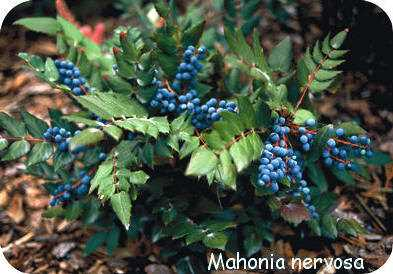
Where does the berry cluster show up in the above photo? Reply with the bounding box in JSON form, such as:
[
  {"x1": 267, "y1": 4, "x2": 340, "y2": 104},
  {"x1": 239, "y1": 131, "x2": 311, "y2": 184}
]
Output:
[
  {"x1": 43, "y1": 127, "x2": 71, "y2": 152},
  {"x1": 322, "y1": 128, "x2": 373, "y2": 170},
  {"x1": 149, "y1": 45, "x2": 237, "y2": 129},
  {"x1": 55, "y1": 59, "x2": 89, "y2": 96},
  {"x1": 149, "y1": 83, "x2": 177, "y2": 113},
  {"x1": 150, "y1": 45, "x2": 206, "y2": 114},
  {"x1": 190, "y1": 98, "x2": 237, "y2": 130},
  {"x1": 257, "y1": 117, "x2": 318, "y2": 218},
  {"x1": 298, "y1": 118, "x2": 316, "y2": 151},
  {"x1": 171, "y1": 45, "x2": 206, "y2": 91},
  {"x1": 49, "y1": 172, "x2": 91, "y2": 206}
]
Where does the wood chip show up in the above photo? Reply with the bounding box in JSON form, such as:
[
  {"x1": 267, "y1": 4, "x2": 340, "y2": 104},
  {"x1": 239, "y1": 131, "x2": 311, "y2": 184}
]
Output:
[
  {"x1": 145, "y1": 264, "x2": 174, "y2": 274},
  {"x1": 6, "y1": 193, "x2": 25, "y2": 224}
]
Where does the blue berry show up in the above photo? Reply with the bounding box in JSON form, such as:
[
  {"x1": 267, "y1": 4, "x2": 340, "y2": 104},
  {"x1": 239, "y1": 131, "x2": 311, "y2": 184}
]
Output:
[
  {"x1": 327, "y1": 139, "x2": 336, "y2": 147},
  {"x1": 98, "y1": 153, "x2": 107, "y2": 161},
  {"x1": 336, "y1": 128, "x2": 344, "y2": 136},
  {"x1": 305, "y1": 118, "x2": 316, "y2": 127},
  {"x1": 55, "y1": 59, "x2": 88, "y2": 96}
]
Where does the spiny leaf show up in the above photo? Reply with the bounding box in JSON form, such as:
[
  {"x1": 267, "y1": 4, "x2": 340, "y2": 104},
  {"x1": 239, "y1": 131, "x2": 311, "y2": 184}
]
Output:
[
  {"x1": 268, "y1": 36, "x2": 292, "y2": 72},
  {"x1": 21, "y1": 111, "x2": 48, "y2": 138},
  {"x1": 202, "y1": 232, "x2": 228, "y2": 250},
  {"x1": 186, "y1": 148, "x2": 218, "y2": 176},
  {"x1": 0, "y1": 138, "x2": 8, "y2": 151},
  {"x1": 27, "y1": 142, "x2": 53, "y2": 166},
  {"x1": 70, "y1": 128, "x2": 105, "y2": 150},
  {"x1": 182, "y1": 20, "x2": 206, "y2": 47},
  {"x1": 111, "y1": 191, "x2": 132, "y2": 229},
  {"x1": 14, "y1": 17, "x2": 60, "y2": 35},
  {"x1": 330, "y1": 29, "x2": 348, "y2": 49},
  {"x1": 2, "y1": 140, "x2": 31, "y2": 161},
  {"x1": 294, "y1": 109, "x2": 315, "y2": 125},
  {"x1": 44, "y1": 58, "x2": 59, "y2": 82},
  {"x1": 90, "y1": 160, "x2": 113, "y2": 193},
  {"x1": 128, "y1": 170, "x2": 150, "y2": 185},
  {"x1": 0, "y1": 112, "x2": 27, "y2": 137}
]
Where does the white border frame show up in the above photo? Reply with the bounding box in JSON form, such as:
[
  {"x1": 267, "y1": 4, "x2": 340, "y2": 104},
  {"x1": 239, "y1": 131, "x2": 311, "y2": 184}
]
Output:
[{"x1": 0, "y1": 0, "x2": 391, "y2": 273}]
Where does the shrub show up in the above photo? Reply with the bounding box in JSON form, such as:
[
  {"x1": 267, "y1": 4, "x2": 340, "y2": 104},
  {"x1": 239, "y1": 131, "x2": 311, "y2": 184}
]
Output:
[{"x1": 2, "y1": 0, "x2": 391, "y2": 269}]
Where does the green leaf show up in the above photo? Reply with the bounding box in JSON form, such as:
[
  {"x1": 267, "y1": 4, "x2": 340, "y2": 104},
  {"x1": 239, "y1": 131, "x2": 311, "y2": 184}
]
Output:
[
  {"x1": 224, "y1": 27, "x2": 254, "y2": 65},
  {"x1": 243, "y1": 230, "x2": 262, "y2": 257},
  {"x1": 103, "y1": 125, "x2": 123, "y2": 141},
  {"x1": 202, "y1": 232, "x2": 228, "y2": 250},
  {"x1": 57, "y1": 16, "x2": 83, "y2": 43},
  {"x1": 306, "y1": 163, "x2": 328, "y2": 192},
  {"x1": 186, "y1": 148, "x2": 218, "y2": 176},
  {"x1": 70, "y1": 128, "x2": 104, "y2": 150},
  {"x1": 366, "y1": 151, "x2": 392, "y2": 165},
  {"x1": 331, "y1": 168, "x2": 355, "y2": 185},
  {"x1": 308, "y1": 219, "x2": 321, "y2": 236},
  {"x1": 296, "y1": 58, "x2": 309, "y2": 86},
  {"x1": 63, "y1": 114, "x2": 99, "y2": 127},
  {"x1": 111, "y1": 191, "x2": 132, "y2": 229},
  {"x1": 44, "y1": 58, "x2": 59, "y2": 81},
  {"x1": 310, "y1": 79, "x2": 335, "y2": 93},
  {"x1": 20, "y1": 111, "x2": 48, "y2": 138},
  {"x1": 115, "y1": 117, "x2": 169, "y2": 138},
  {"x1": 294, "y1": 109, "x2": 315, "y2": 125},
  {"x1": 43, "y1": 206, "x2": 65, "y2": 218},
  {"x1": 268, "y1": 36, "x2": 292, "y2": 72},
  {"x1": 330, "y1": 29, "x2": 348, "y2": 49},
  {"x1": 18, "y1": 53, "x2": 45, "y2": 71},
  {"x1": 98, "y1": 176, "x2": 116, "y2": 199},
  {"x1": 337, "y1": 121, "x2": 366, "y2": 135},
  {"x1": 14, "y1": 17, "x2": 60, "y2": 35},
  {"x1": 75, "y1": 92, "x2": 148, "y2": 120},
  {"x1": 238, "y1": 97, "x2": 257, "y2": 128},
  {"x1": 308, "y1": 125, "x2": 334, "y2": 162},
  {"x1": 128, "y1": 170, "x2": 150, "y2": 185},
  {"x1": 64, "y1": 201, "x2": 83, "y2": 220},
  {"x1": 0, "y1": 112, "x2": 27, "y2": 137},
  {"x1": 229, "y1": 132, "x2": 262, "y2": 172},
  {"x1": 185, "y1": 229, "x2": 206, "y2": 245},
  {"x1": 322, "y1": 33, "x2": 332, "y2": 54},
  {"x1": 255, "y1": 99, "x2": 271, "y2": 128},
  {"x1": 105, "y1": 75, "x2": 134, "y2": 94},
  {"x1": 179, "y1": 137, "x2": 200, "y2": 159},
  {"x1": 106, "y1": 226, "x2": 120, "y2": 255},
  {"x1": 53, "y1": 151, "x2": 74, "y2": 171},
  {"x1": 315, "y1": 69, "x2": 341, "y2": 81},
  {"x1": 337, "y1": 219, "x2": 366, "y2": 237},
  {"x1": 90, "y1": 161, "x2": 113, "y2": 193},
  {"x1": 0, "y1": 138, "x2": 8, "y2": 151},
  {"x1": 182, "y1": 20, "x2": 206, "y2": 47},
  {"x1": 2, "y1": 140, "x2": 30, "y2": 161},
  {"x1": 321, "y1": 215, "x2": 338, "y2": 238},
  {"x1": 217, "y1": 150, "x2": 236, "y2": 190},
  {"x1": 252, "y1": 31, "x2": 270, "y2": 72},
  {"x1": 154, "y1": 0, "x2": 170, "y2": 18},
  {"x1": 84, "y1": 232, "x2": 107, "y2": 256},
  {"x1": 27, "y1": 142, "x2": 52, "y2": 166}
]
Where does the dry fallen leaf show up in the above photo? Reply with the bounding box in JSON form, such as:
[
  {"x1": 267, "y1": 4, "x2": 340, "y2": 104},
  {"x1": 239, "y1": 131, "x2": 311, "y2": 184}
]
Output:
[
  {"x1": 385, "y1": 163, "x2": 393, "y2": 186},
  {"x1": 6, "y1": 194, "x2": 25, "y2": 224},
  {"x1": 0, "y1": 189, "x2": 9, "y2": 207},
  {"x1": 280, "y1": 203, "x2": 310, "y2": 225},
  {"x1": 145, "y1": 264, "x2": 174, "y2": 274},
  {"x1": 52, "y1": 242, "x2": 77, "y2": 259}
]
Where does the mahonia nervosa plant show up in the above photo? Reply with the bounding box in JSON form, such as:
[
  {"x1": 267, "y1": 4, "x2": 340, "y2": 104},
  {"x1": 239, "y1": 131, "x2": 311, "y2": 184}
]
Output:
[{"x1": 2, "y1": 0, "x2": 391, "y2": 264}]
